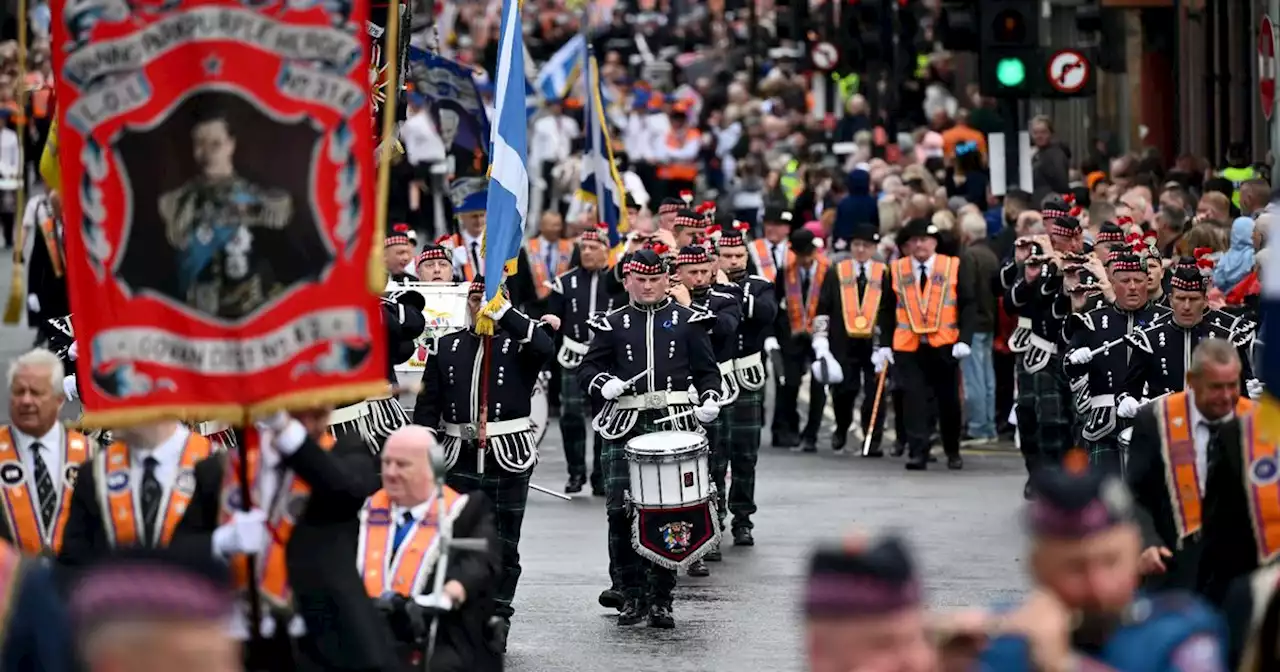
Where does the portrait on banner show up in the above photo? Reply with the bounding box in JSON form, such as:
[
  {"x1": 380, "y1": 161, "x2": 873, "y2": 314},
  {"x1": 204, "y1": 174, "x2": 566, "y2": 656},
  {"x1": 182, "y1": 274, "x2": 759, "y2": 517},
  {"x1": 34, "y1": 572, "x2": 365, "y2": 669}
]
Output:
[{"x1": 113, "y1": 90, "x2": 331, "y2": 323}]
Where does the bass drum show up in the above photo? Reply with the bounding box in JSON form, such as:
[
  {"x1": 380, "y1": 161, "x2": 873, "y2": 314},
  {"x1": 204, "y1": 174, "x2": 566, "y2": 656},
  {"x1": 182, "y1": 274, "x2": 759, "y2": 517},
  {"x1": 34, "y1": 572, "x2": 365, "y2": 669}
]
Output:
[{"x1": 530, "y1": 370, "x2": 550, "y2": 446}]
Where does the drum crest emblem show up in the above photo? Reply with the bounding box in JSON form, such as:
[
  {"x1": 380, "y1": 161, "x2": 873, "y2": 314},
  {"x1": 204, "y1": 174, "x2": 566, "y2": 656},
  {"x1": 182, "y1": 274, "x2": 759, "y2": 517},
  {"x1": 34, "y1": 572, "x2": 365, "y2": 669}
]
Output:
[{"x1": 658, "y1": 521, "x2": 693, "y2": 553}]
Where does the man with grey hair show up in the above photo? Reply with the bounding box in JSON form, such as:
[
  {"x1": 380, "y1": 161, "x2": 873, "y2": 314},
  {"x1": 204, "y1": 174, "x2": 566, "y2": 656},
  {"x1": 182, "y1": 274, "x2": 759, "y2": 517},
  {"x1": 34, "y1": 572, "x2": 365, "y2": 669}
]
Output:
[
  {"x1": 0, "y1": 348, "x2": 92, "y2": 556},
  {"x1": 1127, "y1": 338, "x2": 1254, "y2": 595},
  {"x1": 958, "y1": 213, "x2": 999, "y2": 445}
]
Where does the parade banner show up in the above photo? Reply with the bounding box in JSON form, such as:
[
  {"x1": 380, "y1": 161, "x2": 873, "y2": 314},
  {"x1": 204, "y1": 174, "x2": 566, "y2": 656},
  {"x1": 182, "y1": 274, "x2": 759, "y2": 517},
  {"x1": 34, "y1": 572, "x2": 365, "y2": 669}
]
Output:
[
  {"x1": 406, "y1": 46, "x2": 491, "y2": 179},
  {"x1": 52, "y1": 0, "x2": 387, "y2": 427},
  {"x1": 366, "y1": 2, "x2": 411, "y2": 131}
]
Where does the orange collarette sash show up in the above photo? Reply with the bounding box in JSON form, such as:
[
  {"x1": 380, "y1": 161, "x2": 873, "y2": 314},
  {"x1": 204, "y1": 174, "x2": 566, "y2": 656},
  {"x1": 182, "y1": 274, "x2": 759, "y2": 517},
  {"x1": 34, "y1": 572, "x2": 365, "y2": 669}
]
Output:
[
  {"x1": 836, "y1": 259, "x2": 883, "y2": 338},
  {"x1": 96, "y1": 433, "x2": 213, "y2": 548},
  {"x1": 0, "y1": 426, "x2": 91, "y2": 555},
  {"x1": 527, "y1": 238, "x2": 574, "y2": 300},
  {"x1": 751, "y1": 240, "x2": 778, "y2": 282},
  {"x1": 1242, "y1": 412, "x2": 1280, "y2": 564},
  {"x1": 219, "y1": 431, "x2": 334, "y2": 607},
  {"x1": 1154, "y1": 394, "x2": 1255, "y2": 541},
  {"x1": 0, "y1": 541, "x2": 23, "y2": 639},
  {"x1": 785, "y1": 257, "x2": 830, "y2": 335},
  {"x1": 357, "y1": 487, "x2": 467, "y2": 597},
  {"x1": 893, "y1": 256, "x2": 956, "y2": 335},
  {"x1": 40, "y1": 219, "x2": 64, "y2": 278}
]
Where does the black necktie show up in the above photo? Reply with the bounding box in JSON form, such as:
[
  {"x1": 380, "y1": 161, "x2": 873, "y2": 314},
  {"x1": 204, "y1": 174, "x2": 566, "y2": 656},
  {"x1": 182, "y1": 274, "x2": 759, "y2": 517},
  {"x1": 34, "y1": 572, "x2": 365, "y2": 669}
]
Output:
[
  {"x1": 800, "y1": 268, "x2": 811, "y2": 301},
  {"x1": 392, "y1": 510, "x2": 414, "y2": 555},
  {"x1": 140, "y1": 456, "x2": 163, "y2": 546},
  {"x1": 470, "y1": 241, "x2": 480, "y2": 269},
  {"x1": 1203, "y1": 421, "x2": 1222, "y2": 471},
  {"x1": 771, "y1": 244, "x2": 781, "y2": 269},
  {"x1": 30, "y1": 443, "x2": 56, "y2": 531},
  {"x1": 857, "y1": 264, "x2": 868, "y2": 300},
  {"x1": 918, "y1": 263, "x2": 928, "y2": 291}
]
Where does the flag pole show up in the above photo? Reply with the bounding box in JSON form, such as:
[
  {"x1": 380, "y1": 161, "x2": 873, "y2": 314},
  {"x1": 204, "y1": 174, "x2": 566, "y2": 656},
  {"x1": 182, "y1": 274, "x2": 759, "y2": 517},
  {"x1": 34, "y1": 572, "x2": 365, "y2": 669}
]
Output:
[
  {"x1": 370, "y1": 0, "x2": 403, "y2": 294},
  {"x1": 582, "y1": 6, "x2": 607, "y2": 219}
]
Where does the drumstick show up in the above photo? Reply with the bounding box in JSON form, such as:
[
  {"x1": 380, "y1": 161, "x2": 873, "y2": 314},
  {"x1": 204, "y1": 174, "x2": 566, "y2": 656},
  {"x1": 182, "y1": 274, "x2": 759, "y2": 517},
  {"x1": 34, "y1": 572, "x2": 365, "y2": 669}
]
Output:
[
  {"x1": 529, "y1": 483, "x2": 573, "y2": 501},
  {"x1": 862, "y1": 366, "x2": 888, "y2": 456},
  {"x1": 654, "y1": 408, "x2": 696, "y2": 425}
]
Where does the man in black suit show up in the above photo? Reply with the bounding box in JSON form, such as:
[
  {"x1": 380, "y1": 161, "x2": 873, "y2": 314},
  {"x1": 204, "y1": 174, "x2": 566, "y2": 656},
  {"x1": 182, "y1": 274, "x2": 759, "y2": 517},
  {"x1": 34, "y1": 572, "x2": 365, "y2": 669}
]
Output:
[
  {"x1": 1126, "y1": 339, "x2": 1254, "y2": 595},
  {"x1": 173, "y1": 408, "x2": 396, "y2": 671},
  {"x1": 362, "y1": 425, "x2": 500, "y2": 671}
]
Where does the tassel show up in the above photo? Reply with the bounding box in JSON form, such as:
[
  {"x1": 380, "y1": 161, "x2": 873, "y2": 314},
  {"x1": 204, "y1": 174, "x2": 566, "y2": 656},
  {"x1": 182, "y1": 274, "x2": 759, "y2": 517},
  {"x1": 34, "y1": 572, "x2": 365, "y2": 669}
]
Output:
[
  {"x1": 3, "y1": 263, "x2": 23, "y2": 325},
  {"x1": 473, "y1": 293, "x2": 505, "y2": 336}
]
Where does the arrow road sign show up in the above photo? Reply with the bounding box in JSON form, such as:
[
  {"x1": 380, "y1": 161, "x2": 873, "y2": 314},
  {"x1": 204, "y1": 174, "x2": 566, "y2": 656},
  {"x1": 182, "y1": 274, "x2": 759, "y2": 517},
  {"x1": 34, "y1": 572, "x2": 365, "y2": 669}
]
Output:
[
  {"x1": 1047, "y1": 49, "x2": 1090, "y2": 95},
  {"x1": 811, "y1": 41, "x2": 839, "y2": 72}
]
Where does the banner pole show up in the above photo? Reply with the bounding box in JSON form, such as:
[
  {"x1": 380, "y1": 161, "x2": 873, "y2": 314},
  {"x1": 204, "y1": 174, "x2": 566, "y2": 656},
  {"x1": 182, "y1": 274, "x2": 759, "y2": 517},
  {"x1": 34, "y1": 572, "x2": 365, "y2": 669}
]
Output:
[
  {"x1": 235, "y1": 424, "x2": 267, "y2": 668},
  {"x1": 4, "y1": 0, "x2": 30, "y2": 325},
  {"x1": 370, "y1": 0, "x2": 404, "y2": 294}
]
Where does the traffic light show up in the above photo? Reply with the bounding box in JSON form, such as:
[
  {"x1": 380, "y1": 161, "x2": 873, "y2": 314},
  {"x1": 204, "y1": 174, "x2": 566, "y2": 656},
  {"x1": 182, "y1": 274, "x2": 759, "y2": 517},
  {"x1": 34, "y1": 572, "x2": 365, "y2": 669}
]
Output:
[{"x1": 978, "y1": 0, "x2": 1040, "y2": 97}]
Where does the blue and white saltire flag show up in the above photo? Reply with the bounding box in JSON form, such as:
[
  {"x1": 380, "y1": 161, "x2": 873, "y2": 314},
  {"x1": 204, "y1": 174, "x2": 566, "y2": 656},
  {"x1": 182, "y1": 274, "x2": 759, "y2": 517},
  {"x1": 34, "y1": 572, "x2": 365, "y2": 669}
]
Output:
[
  {"x1": 575, "y1": 54, "x2": 630, "y2": 248},
  {"x1": 478, "y1": 0, "x2": 530, "y2": 318},
  {"x1": 535, "y1": 34, "x2": 585, "y2": 102}
]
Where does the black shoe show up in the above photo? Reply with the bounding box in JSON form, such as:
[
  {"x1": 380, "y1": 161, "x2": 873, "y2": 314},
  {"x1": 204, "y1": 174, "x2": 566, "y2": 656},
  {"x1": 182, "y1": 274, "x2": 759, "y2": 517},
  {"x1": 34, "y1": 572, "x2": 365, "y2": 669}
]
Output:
[
  {"x1": 948, "y1": 455, "x2": 964, "y2": 470},
  {"x1": 617, "y1": 600, "x2": 646, "y2": 626},
  {"x1": 647, "y1": 603, "x2": 675, "y2": 629},
  {"x1": 705, "y1": 543, "x2": 723, "y2": 561},
  {"x1": 1023, "y1": 480, "x2": 1034, "y2": 500},
  {"x1": 565, "y1": 475, "x2": 585, "y2": 494},
  {"x1": 890, "y1": 442, "x2": 906, "y2": 457},
  {"x1": 905, "y1": 456, "x2": 927, "y2": 471},
  {"x1": 831, "y1": 431, "x2": 847, "y2": 453},
  {"x1": 928, "y1": 454, "x2": 939, "y2": 463},
  {"x1": 797, "y1": 439, "x2": 818, "y2": 453},
  {"x1": 486, "y1": 616, "x2": 510, "y2": 653},
  {"x1": 592, "y1": 486, "x2": 605, "y2": 497},
  {"x1": 598, "y1": 588, "x2": 625, "y2": 610},
  {"x1": 773, "y1": 434, "x2": 800, "y2": 449},
  {"x1": 686, "y1": 559, "x2": 709, "y2": 577},
  {"x1": 733, "y1": 528, "x2": 755, "y2": 546}
]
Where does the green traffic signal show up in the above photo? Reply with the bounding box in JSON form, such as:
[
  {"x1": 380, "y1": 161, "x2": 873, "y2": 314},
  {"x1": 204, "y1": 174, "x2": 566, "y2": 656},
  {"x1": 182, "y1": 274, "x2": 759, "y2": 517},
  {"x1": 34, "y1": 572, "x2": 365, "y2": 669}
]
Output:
[{"x1": 996, "y1": 57, "x2": 1026, "y2": 87}]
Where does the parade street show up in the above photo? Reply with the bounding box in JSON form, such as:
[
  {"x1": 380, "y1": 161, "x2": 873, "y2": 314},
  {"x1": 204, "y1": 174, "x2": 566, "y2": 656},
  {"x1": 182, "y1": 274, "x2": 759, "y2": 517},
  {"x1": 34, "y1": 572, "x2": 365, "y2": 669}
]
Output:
[{"x1": 0, "y1": 257, "x2": 1032, "y2": 671}]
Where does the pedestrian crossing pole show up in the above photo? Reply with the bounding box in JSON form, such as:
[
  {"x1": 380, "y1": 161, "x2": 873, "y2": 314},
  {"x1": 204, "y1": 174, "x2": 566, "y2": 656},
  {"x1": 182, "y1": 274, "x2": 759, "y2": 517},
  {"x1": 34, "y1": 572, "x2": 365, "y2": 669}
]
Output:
[{"x1": 1272, "y1": 0, "x2": 1280, "y2": 188}]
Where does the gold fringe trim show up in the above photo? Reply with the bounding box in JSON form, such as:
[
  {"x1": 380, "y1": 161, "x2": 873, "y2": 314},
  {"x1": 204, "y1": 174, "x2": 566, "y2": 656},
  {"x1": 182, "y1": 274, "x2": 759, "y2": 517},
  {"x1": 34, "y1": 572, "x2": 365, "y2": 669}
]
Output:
[
  {"x1": 75, "y1": 380, "x2": 392, "y2": 430},
  {"x1": 1260, "y1": 392, "x2": 1280, "y2": 443},
  {"x1": 473, "y1": 293, "x2": 505, "y2": 336}
]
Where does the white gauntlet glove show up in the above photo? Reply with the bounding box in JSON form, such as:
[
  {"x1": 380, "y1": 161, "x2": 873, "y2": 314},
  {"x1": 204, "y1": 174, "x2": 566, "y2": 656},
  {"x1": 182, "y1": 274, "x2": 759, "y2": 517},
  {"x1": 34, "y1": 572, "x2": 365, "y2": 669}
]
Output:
[
  {"x1": 1248, "y1": 378, "x2": 1265, "y2": 400},
  {"x1": 763, "y1": 336, "x2": 781, "y2": 354},
  {"x1": 811, "y1": 335, "x2": 831, "y2": 359},
  {"x1": 26, "y1": 294, "x2": 39, "y2": 313},
  {"x1": 1067, "y1": 347, "x2": 1095, "y2": 365},
  {"x1": 484, "y1": 297, "x2": 512, "y2": 320},
  {"x1": 212, "y1": 509, "x2": 270, "y2": 559},
  {"x1": 61, "y1": 375, "x2": 78, "y2": 400},
  {"x1": 871, "y1": 347, "x2": 894, "y2": 373},
  {"x1": 67, "y1": 341, "x2": 78, "y2": 361},
  {"x1": 694, "y1": 402, "x2": 720, "y2": 424},
  {"x1": 1117, "y1": 395, "x2": 1142, "y2": 419},
  {"x1": 811, "y1": 355, "x2": 844, "y2": 385},
  {"x1": 951, "y1": 342, "x2": 971, "y2": 360},
  {"x1": 600, "y1": 377, "x2": 628, "y2": 401}
]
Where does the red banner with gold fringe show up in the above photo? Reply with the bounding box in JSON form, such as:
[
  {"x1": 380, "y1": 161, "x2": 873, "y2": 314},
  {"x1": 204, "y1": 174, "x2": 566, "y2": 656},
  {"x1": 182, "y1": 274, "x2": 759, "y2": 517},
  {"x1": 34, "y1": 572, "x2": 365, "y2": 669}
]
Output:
[{"x1": 52, "y1": 0, "x2": 387, "y2": 427}]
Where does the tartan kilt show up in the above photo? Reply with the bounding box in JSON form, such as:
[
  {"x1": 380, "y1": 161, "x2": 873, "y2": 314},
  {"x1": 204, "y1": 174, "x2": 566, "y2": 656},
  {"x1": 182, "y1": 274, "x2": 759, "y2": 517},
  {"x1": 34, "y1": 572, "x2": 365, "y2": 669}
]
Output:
[
  {"x1": 1084, "y1": 435, "x2": 1125, "y2": 477},
  {"x1": 1015, "y1": 357, "x2": 1071, "y2": 427},
  {"x1": 559, "y1": 367, "x2": 587, "y2": 419},
  {"x1": 726, "y1": 387, "x2": 765, "y2": 442}
]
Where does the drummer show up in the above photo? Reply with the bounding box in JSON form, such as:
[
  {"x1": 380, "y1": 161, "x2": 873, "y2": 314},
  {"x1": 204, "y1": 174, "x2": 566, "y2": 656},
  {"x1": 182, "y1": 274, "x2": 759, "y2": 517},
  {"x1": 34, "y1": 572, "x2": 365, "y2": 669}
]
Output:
[
  {"x1": 578, "y1": 248, "x2": 723, "y2": 629},
  {"x1": 415, "y1": 243, "x2": 455, "y2": 283},
  {"x1": 411, "y1": 276, "x2": 554, "y2": 653}
]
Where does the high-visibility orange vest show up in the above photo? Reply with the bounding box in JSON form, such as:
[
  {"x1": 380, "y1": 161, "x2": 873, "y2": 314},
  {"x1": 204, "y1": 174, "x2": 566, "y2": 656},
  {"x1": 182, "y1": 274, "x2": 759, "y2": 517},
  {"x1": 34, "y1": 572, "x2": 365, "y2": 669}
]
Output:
[
  {"x1": 1155, "y1": 393, "x2": 1254, "y2": 543},
  {"x1": 656, "y1": 129, "x2": 700, "y2": 182},
  {"x1": 0, "y1": 426, "x2": 91, "y2": 555},
  {"x1": 526, "y1": 238, "x2": 574, "y2": 300},
  {"x1": 835, "y1": 259, "x2": 884, "y2": 338},
  {"x1": 96, "y1": 433, "x2": 213, "y2": 549},
  {"x1": 221, "y1": 433, "x2": 334, "y2": 608},
  {"x1": 358, "y1": 488, "x2": 467, "y2": 597},
  {"x1": 784, "y1": 257, "x2": 830, "y2": 335},
  {"x1": 890, "y1": 256, "x2": 960, "y2": 352}
]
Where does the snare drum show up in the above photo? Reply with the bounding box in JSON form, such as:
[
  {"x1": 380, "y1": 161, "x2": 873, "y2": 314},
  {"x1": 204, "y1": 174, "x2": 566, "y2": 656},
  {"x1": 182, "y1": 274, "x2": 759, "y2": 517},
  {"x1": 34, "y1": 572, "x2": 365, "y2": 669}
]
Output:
[{"x1": 624, "y1": 431, "x2": 712, "y2": 509}]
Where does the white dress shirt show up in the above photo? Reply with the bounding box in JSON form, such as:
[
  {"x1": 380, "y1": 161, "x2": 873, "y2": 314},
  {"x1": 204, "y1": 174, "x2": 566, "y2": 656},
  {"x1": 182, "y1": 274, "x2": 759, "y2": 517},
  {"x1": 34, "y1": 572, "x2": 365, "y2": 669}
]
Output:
[
  {"x1": 531, "y1": 114, "x2": 579, "y2": 166},
  {"x1": 914, "y1": 254, "x2": 937, "y2": 286},
  {"x1": 459, "y1": 231, "x2": 483, "y2": 273},
  {"x1": 10, "y1": 424, "x2": 65, "y2": 520},
  {"x1": 767, "y1": 241, "x2": 788, "y2": 271},
  {"x1": 128, "y1": 426, "x2": 193, "y2": 534},
  {"x1": 1187, "y1": 390, "x2": 1233, "y2": 490},
  {"x1": 400, "y1": 109, "x2": 447, "y2": 165}
]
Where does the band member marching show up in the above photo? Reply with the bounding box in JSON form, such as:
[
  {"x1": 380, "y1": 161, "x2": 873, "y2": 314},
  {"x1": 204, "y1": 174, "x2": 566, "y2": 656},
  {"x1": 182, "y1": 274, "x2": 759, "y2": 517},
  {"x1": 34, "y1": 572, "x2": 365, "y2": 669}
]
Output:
[
  {"x1": 1065, "y1": 251, "x2": 1170, "y2": 475},
  {"x1": 713, "y1": 225, "x2": 778, "y2": 548},
  {"x1": 772, "y1": 228, "x2": 830, "y2": 452},
  {"x1": 0, "y1": 349, "x2": 93, "y2": 556},
  {"x1": 385, "y1": 223, "x2": 417, "y2": 284},
  {"x1": 412, "y1": 277, "x2": 554, "y2": 652},
  {"x1": 814, "y1": 225, "x2": 890, "y2": 455},
  {"x1": 548, "y1": 224, "x2": 623, "y2": 495},
  {"x1": 577, "y1": 248, "x2": 722, "y2": 629},
  {"x1": 1121, "y1": 266, "x2": 1259, "y2": 415},
  {"x1": 358, "y1": 426, "x2": 500, "y2": 670},
  {"x1": 672, "y1": 243, "x2": 742, "y2": 578},
  {"x1": 416, "y1": 243, "x2": 456, "y2": 283},
  {"x1": 672, "y1": 209, "x2": 707, "y2": 248},
  {"x1": 1126, "y1": 339, "x2": 1255, "y2": 595},
  {"x1": 873, "y1": 219, "x2": 977, "y2": 471},
  {"x1": 747, "y1": 206, "x2": 793, "y2": 282},
  {"x1": 21, "y1": 190, "x2": 69, "y2": 348},
  {"x1": 59, "y1": 419, "x2": 214, "y2": 567},
  {"x1": 525, "y1": 212, "x2": 575, "y2": 316},
  {"x1": 443, "y1": 180, "x2": 536, "y2": 307}
]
